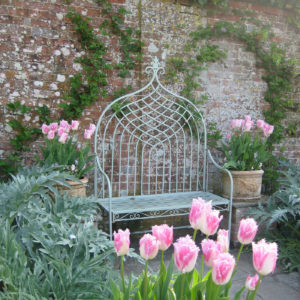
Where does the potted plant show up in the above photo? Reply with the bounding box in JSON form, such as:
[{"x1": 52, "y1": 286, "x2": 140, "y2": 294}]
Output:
[
  {"x1": 37, "y1": 120, "x2": 96, "y2": 196},
  {"x1": 221, "y1": 115, "x2": 274, "y2": 202}
]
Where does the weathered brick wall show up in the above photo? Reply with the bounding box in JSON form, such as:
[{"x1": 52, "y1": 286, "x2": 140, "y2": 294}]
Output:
[{"x1": 0, "y1": 0, "x2": 299, "y2": 182}]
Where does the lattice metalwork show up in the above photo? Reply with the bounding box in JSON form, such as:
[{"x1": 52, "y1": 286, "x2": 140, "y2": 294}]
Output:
[{"x1": 94, "y1": 57, "x2": 233, "y2": 240}]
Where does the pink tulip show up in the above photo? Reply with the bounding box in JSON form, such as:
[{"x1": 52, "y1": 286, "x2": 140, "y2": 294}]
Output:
[
  {"x1": 201, "y1": 209, "x2": 223, "y2": 236},
  {"x1": 58, "y1": 132, "x2": 68, "y2": 144},
  {"x1": 256, "y1": 119, "x2": 265, "y2": 129},
  {"x1": 49, "y1": 122, "x2": 58, "y2": 132},
  {"x1": 189, "y1": 198, "x2": 212, "y2": 231},
  {"x1": 245, "y1": 274, "x2": 259, "y2": 291},
  {"x1": 71, "y1": 120, "x2": 79, "y2": 130},
  {"x1": 89, "y1": 123, "x2": 96, "y2": 134},
  {"x1": 212, "y1": 253, "x2": 235, "y2": 285},
  {"x1": 57, "y1": 127, "x2": 65, "y2": 137},
  {"x1": 237, "y1": 218, "x2": 258, "y2": 245},
  {"x1": 113, "y1": 229, "x2": 130, "y2": 256},
  {"x1": 152, "y1": 224, "x2": 173, "y2": 251},
  {"x1": 59, "y1": 120, "x2": 69, "y2": 129},
  {"x1": 217, "y1": 229, "x2": 229, "y2": 252},
  {"x1": 252, "y1": 239, "x2": 278, "y2": 276},
  {"x1": 244, "y1": 115, "x2": 252, "y2": 123},
  {"x1": 201, "y1": 239, "x2": 221, "y2": 267},
  {"x1": 84, "y1": 129, "x2": 93, "y2": 139},
  {"x1": 226, "y1": 133, "x2": 231, "y2": 139},
  {"x1": 244, "y1": 120, "x2": 253, "y2": 131},
  {"x1": 174, "y1": 235, "x2": 199, "y2": 273},
  {"x1": 41, "y1": 124, "x2": 49, "y2": 134},
  {"x1": 47, "y1": 130, "x2": 55, "y2": 140},
  {"x1": 139, "y1": 234, "x2": 160, "y2": 260},
  {"x1": 263, "y1": 123, "x2": 274, "y2": 137}
]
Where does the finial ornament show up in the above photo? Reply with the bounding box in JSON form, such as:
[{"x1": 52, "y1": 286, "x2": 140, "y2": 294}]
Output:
[{"x1": 145, "y1": 56, "x2": 164, "y2": 77}]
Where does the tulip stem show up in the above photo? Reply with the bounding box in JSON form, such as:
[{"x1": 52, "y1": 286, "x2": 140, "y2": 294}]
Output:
[
  {"x1": 120, "y1": 255, "x2": 125, "y2": 294},
  {"x1": 246, "y1": 290, "x2": 250, "y2": 300},
  {"x1": 200, "y1": 254, "x2": 204, "y2": 281},
  {"x1": 236, "y1": 244, "x2": 244, "y2": 267},
  {"x1": 161, "y1": 250, "x2": 164, "y2": 267},
  {"x1": 193, "y1": 229, "x2": 197, "y2": 241},
  {"x1": 180, "y1": 273, "x2": 186, "y2": 300},
  {"x1": 144, "y1": 260, "x2": 148, "y2": 300},
  {"x1": 251, "y1": 274, "x2": 263, "y2": 300}
]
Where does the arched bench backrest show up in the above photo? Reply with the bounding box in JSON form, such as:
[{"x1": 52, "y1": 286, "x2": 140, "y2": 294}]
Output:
[{"x1": 94, "y1": 57, "x2": 208, "y2": 199}]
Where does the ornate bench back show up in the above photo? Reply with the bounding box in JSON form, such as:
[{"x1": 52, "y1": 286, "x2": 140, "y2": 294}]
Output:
[{"x1": 94, "y1": 57, "x2": 208, "y2": 198}]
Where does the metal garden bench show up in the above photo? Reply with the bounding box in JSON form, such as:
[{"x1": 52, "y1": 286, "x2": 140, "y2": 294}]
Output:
[{"x1": 94, "y1": 57, "x2": 233, "y2": 240}]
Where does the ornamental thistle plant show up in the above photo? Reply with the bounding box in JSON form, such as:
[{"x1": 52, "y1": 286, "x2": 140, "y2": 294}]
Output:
[
  {"x1": 37, "y1": 120, "x2": 96, "y2": 179},
  {"x1": 111, "y1": 197, "x2": 278, "y2": 300},
  {"x1": 222, "y1": 115, "x2": 274, "y2": 171}
]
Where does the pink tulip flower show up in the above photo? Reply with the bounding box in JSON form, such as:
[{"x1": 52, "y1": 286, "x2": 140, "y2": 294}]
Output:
[
  {"x1": 84, "y1": 129, "x2": 93, "y2": 139},
  {"x1": 237, "y1": 218, "x2": 258, "y2": 245},
  {"x1": 58, "y1": 132, "x2": 68, "y2": 144},
  {"x1": 212, "y1": 253, "x2": 235, "y2": 285},
  {"x1": 47, "y1": 130, "x2": 55, "y2": 140},
  {"x1": 244, "y1": 115, "x2": 252, "y2": 123},
  {"x1": 189, "y1": 198, "x2": 212, "y2": 231},
  {"x1": 152, "y1": 224, "x2": 173, "y2": 251},
  {"x1": 89, "y1": 123, "x2": 96, "y2": 134},
  {"x1": 71, "y1": 120, "x2": 79, "y2": 130},
  {"x1": 49, "y1": 122, "x2": 58, "y2": 132},
  {"x1": 201, "y1": 239, "x2": 221, "y2": 267},
  {"x1": 113, "y1": 229, "x2": 130, "y2": 256},
  {"x1": 252, "y1": 239, "x2": 278, "y2": 276},
  {"x1": 244, "y1": 120, "x2": 253, "y2": 131},
  {"x1": 217, "y1": 229, "x2": 229, "y2": 253},
  {"x1": 201, "y1": 209, "x2": 223, "y2": 236},
  {"x1": 245, "y1": 274, "x2": 259, "y2": 291},
  {"x1": 57, "y1": 127, "x2": 65, "y2": 137},
  {"x1": 41, "y1": 124, "x2": 49, "y2": 134},
  {"x1": 59, "y1": 120, "x2": 69, "y2": 129},
  {"x1": 139, "y1": 234, "x2": 160, "y2": 260},
  {"x1": 256, "y1": 119, "x2": 265, "y2": 129},
  {"x1": 226, "y1": 133, "x2": 231, "y2": 139},
  {"x1": 230, "y1": 119, "x2": 243, "y2": 129},
  {"x1": 174, "y1": 235, "x2": 199, "y2": 273},
  {"x1": 263, "y1": 123, "x2": 274, "y2": 137}
]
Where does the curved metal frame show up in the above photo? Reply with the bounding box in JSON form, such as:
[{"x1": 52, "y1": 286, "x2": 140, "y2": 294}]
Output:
[{"x1": 94, "y1": 57, "x2": 233, "y2": 241}]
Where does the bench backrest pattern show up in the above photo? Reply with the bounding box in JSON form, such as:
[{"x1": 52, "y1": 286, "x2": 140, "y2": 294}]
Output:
[{"x1": 94, "y1": 57, "x2": 208, "y2": 199}]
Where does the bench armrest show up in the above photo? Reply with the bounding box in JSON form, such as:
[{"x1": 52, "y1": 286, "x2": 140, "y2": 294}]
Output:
[
  {"x1": 207, "y1": 150, "x2": 233, "y2": 202},
  {"x1": 94, "y1": 156, "x2": 112, "y2": 199}
]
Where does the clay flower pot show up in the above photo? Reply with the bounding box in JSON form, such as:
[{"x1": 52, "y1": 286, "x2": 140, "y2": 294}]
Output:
[
  {"x1": 58, "y1": 177, "x2": 89, "y2": 197},
  {"x1": 222, "y1": 170, "x2": 264, "y2": 202}
]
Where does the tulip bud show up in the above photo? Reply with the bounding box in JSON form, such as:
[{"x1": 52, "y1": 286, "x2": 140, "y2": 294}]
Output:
[
  {"x1": 113, "y1": 229, "x2": 130, "y2": 256},
  {"x1": 201, "y1": 209, "x2": 223, "y2": 236},
  {"x1": 174, "y1": 235, "x2": 199, "y2": 273},
  {"x1": 58, "y1": 132, "x2": 68, "y2": 144},
  {"x1": 152, "y1": 224, "x2": 173, "y2": 251},
  {"x1": 49, "y1": 122, "x2": 58, "y2": 132},
  {"x1": 47, "y1": 130, "x2": 55, "y2": 140},
  {"x1": 201, "y1": 239, "x2": 221, "y2": 267},
  {"x1": 71, "y1": 120, "x2": 79, "y2": 130},
  {"x1": 217, "y1": 229, "x2": 229, "y2": 252},
  {"x1": 252, "y1": 239, "x2": 278, "y2": 276},
  {"x1": 139, "y1": 234, "x2": 160, "y2": 260},
  {"x1": 212, "y1": 253, "x2": 235, "y2": 285},
  {"x1": 237, "y1": 218, "x2": 258, "y2": 245},
  {"x1": 189, "y1": 198, "x2": 212, "y2": 231},
  {"x1": 245, "y1": 274, "x2": 259, "y2": 291},
  {"x1": 41, "y1": 124, "x2": 49, "y2": 134}
]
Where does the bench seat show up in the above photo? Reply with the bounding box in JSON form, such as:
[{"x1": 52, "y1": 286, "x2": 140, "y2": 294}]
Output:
[{"x1": 99, "y1": 191, "x2": 230, "y2": 223}]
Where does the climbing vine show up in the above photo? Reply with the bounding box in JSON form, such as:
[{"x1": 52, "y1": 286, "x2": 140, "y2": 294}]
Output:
[{"x1": 167, "y1": 18, "x2": 298, "y2": 192}]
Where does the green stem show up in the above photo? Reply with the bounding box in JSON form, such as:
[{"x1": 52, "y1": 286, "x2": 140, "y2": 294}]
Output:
[
  {"x1": 193, "y1": 228, "x2": 197, "y2": 240},
  {"x1": 144, "y1": 260, "x2": 148, "y2": 300},
  {"x1": 180, "y1": 273, "x2": 186, "y2": 300},
  {"x1": 252, "y1": 274, "x2": 263, "y2": 300},
  {"x1": 200, "y1": 254, "x2": 204, "y2": 281},
  {"x1": 246, "y1": 290, "x2": 250, "y2": 300},
  {"x1": 120, "y1": 255, "x2": 125, "y2": 294},
  {"x1": 235, "y1": 244, "x2": 244, "y2": 267},
  {"x1": 161, "y1": 250, "x2": 164, "y2": 266}
]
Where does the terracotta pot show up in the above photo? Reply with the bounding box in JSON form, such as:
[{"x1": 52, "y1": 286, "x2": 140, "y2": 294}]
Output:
[
  {"x1": 57, "y1": 177, "x2": 88, "y2": 197},
  {"x1": 222, "y1": 170, "x2": 264, "y2": 202}
]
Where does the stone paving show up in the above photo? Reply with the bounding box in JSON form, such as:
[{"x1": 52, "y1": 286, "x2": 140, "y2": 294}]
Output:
[{"x1": 122, "y1": 230, "x2": 300, "y2": 300}]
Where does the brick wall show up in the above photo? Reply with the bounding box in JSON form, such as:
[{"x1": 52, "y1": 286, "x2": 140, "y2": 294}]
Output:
[{"x1": 0, "y1": 0, "x2": 299, "y2": 175}]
